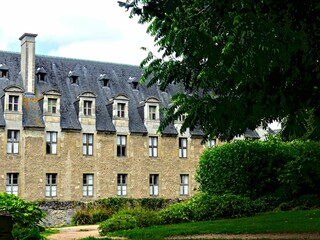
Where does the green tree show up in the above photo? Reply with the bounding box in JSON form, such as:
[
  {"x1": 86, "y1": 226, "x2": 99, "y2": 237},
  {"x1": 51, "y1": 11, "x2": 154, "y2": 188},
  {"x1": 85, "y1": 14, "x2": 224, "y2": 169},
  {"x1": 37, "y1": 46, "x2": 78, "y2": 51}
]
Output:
[{"x1": 119, "y1": 0, "x2": 320, "y2": 141}]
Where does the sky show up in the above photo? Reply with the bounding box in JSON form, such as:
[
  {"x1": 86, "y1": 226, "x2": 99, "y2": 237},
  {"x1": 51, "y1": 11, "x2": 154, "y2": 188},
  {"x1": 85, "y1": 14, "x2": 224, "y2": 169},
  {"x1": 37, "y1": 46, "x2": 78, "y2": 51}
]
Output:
[{"x1": 0, "y1": 0, "x2": 156, "y2": 66}]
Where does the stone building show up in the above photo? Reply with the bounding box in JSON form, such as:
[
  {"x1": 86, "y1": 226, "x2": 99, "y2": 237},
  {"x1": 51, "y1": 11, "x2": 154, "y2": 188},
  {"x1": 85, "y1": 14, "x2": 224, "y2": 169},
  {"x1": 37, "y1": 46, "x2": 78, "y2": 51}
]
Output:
[{"x1": 0, "y1": 33, "x2": 207, "y2": 201}]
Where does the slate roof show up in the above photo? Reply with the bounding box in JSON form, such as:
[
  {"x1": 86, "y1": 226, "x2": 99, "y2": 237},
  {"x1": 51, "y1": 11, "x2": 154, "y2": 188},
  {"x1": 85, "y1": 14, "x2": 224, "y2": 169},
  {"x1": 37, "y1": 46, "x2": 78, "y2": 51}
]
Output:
[{"x1": 0, "y1": 50, "x2": 187, "y2": 135}]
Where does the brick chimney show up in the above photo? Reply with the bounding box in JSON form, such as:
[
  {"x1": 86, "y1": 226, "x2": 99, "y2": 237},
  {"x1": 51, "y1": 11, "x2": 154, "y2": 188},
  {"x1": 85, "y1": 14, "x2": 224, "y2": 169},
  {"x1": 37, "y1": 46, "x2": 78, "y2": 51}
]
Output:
[{"x1": 19, "y1": 33, "x2": 37, "y2": 93}]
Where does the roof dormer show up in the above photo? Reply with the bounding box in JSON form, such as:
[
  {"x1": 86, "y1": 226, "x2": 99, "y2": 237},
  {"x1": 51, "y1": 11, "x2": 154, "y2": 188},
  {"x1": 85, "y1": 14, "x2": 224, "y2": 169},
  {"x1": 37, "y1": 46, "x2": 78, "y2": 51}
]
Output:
[
  {"x1": 78, "y1": 91, "x2": 96, "y2": 127},
  {"x1": 3, "y1": 85, "x2": 24, "y2": 123},
  {"x1": 142, "y1": 97, "x2": 160, "y2": 134},
  {"x1": 128, "y1": 77, "x2": 139, "y2": 91},
  {"x1": 98, "y1": 74, "x2": 110, "y2": 88},
  {"x1": 110, "y1": 94, "x2": 129, "y2": 133},
  {"x1": 68, "y1": 71, "x2": 79, "y2": 85},
  {"x1": 36, "y1": 67, "x2": 47, "y2": 82},
  {"x1": 0, "y1": 64, "x2": 9, "y2": 78},
  {"x1": 42, "y1": 90, "x2": 61, "y2": 123}
]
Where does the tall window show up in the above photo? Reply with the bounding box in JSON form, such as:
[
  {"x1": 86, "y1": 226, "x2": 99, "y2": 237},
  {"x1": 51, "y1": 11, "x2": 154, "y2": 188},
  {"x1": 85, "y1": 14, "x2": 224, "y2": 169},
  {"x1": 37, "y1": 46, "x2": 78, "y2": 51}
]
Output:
[
  {"x1": 6, "y1": 173, "x2": 19, "y2": 196},
  {"x1": 117, "y1": 103, "x2": 125, "y2": 118},
  {"x1": 180, "y1": 174, "x2": 189, "y2": 196},
  {"x1": 83, "y1": 134, "x2": 93, "y2": 156},
  {"x1": 46, "y1": 132, "x2": 57, "y2": 154},
  {"x1": 7, "y1": 130, "x2": 19, "y2": 154},
  {"x1": 208, "y1": 139, "x2": 216, "y2": 148},
  {"x1": 149, "y1": 105, "x2": 157, "y2": 120},
  {"x1": 83, "y1": 174, "x2": 94, "y2": 197},
  {"x1": 117, "y1": 135, "x2": 126, "y2": 157},
  {"x1": 8, "y1": 95, "x2": 19, "y2": 111},
  {"x1": 150, "y1": 174, "x2": 159, "y2": 196},
  {"x1": 117, "y1": 174, "x2": 127, "y2": 196},
  {"x1": 84, "y1": 100, "x2": 92, "y2": 116},
  {"x1": 149, "y1": 136, "x2": 158, "y2": 157},
  {"x1": 48, "y1": 98, "x2": 57, "y2": 114},
  {"x1": 46, "y1": 174, "x2": 57, "y2": 197},
  {"x1": 179, "y1": 138, "x2": 187, "y2": 158}
]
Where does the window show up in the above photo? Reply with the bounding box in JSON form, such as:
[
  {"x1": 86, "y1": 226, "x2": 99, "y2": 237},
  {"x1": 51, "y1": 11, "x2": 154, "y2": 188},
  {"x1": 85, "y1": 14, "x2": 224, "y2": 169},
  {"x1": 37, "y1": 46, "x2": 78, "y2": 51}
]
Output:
[
  {"x1": 102, "y1": 79, "x2": 109, "y2": 87},
  {"x1": 7, "y1": 130, "x2": 19, "y2": 154},
  {"x1": 178, "y1": 114, "x2": 186, "y2": 122},
  {"x1": 117, "y1": 174, "x2": 127, "y2": 196},
  {"x1": 8, "y1": 95, "x2": 19, "y2": 111},
  {"x1": 117, "y1": 103, "x2": 125, "y2": 118},
  {"x1": 83, "y1": 133, "x2": 93, "y2": 156},
  {"x1": 84, "y1": 100, "x2": 92, "y2": 116},
  {"x1": 179, "y1": 138, "x2": 187, "y2": 158},
  {"x1": 1, "y1": 69, "x2": 8, "y2": 78},
  {"x1": 46, "y1": 132, "x2": 57, "y2": 154},
  {"x1": 149, "y1": 136, "x2": 158, "y2": 157},
  {"x1": 48, "y1": 98, "x2": 57, "y2": 114},
  {"x1": 149, "y1": 106, "x2": 157, "y2": 120},
  {"x1": 180, "y1": 174, "x2": 189, "y2": 196},
  {"x1": 208, "y1": 139, "x2": 216, "y2": 148},
  {"x1": 6, "y1": 173, "x2": 18, "y2": 196},
  {"x1": 46, "y1": 174, "x2": 57, "y2": 197},
  {"x1": 150, "y1": 174, "x2": 159, "y2": 196},
  {"x1": 70, "y1": 76, "x2": 78, "y2": 84},
  {"x1": 117, "y1": 135, "x2": 126, "y2": 157},
  {"x1": 83, "y1": 174, "x2": 94, "y2": 197},
  {"x1": 132, "y1": 81, "x2": 139, "y2": 90}
]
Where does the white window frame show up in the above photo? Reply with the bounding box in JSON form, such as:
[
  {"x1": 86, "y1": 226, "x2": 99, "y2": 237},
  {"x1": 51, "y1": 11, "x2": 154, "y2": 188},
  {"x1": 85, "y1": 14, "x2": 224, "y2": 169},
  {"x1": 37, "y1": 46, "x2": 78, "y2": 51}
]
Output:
[
  {"x1": 83, "y1": 133, "x2": 93, "y2": 156},
  {"x1": 46, "y1": 173, "x2": 57, "y2": 197},
  {"x1": 46, "y1": 131, "x2": 57, "y2": 154},
  {"x1": 6, "y1": 173, "x2": 19, "y2": 196},
  {"x1": 48, "y1": 98, "x2": 57, "y2": 114},
  {"x1": 83, "y1": 174, "x2": 94, "y2": 197},
  {"x1": 179, "y1": 138, "x2": 188, "y2": 158},
  {"x1": 84, "y1": 100, "x2": 92, "y2": 116},
  {"x1": 7, "y1": 130, "x2": 19, "y2": 154},
  {"x1": 149, "y1": 136, "x2": 158, "y2": 158},
  {"x1": 150, "y1": 174, "x2": 159, "y2": 196},
  {"x1": 117, "y1": 174, "x2": 127, "y2": 196},
  {"x1": 208, "y1": 139, "x2": 216, "y2": 148},
  {"x1": 8, "y1": 95, "x2": 19, "y2": 111},
  {"x1": 149, "y1": 105, "x2": 157, "y2": 120},
  {"x1": 180, "y1": 174, "x2": 189, "y2": 196},
  {"x1": 117, "y1": 135, "x2": 126, "y2": 157},
  {"x1": 117, "y1": 103, "x2": 125, "y2": 118}
]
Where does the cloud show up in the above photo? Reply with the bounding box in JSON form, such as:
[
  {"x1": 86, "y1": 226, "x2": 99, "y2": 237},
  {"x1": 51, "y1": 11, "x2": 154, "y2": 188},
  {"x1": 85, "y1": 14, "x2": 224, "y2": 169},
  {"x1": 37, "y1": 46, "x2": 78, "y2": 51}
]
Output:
[{"x1": 0, "y1": 0, "x2": 157, "y2": 65}]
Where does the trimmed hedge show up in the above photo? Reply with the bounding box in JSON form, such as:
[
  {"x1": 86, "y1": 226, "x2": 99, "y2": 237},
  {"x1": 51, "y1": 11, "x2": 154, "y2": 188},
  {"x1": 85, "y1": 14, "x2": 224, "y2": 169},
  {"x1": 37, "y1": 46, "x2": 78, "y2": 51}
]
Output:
[{"x1": 196, "y1": 139, "x2": 320, "y2": 200}]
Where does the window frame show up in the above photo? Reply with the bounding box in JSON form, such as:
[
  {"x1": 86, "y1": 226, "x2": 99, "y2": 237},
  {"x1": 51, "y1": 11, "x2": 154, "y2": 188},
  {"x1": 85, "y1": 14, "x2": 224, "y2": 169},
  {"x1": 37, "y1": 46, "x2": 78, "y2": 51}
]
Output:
[
  {"x1": 149, "y1": 105, "x2": 157, "y2": 120},
  {"x1": 117, "y1": 135, "x2": 127, "y2": 157},
  {"x1": 117, "y1": 174, "x2": 127, "y2": 196},
  {"x1": 45, "y1": 173, "x2": 57, "y2": 197},
  {"x1": 83, "y1": 174, "x2": 94, "y2": 197},
  {"x1": 180, "y1": 174, "x2": 189, "y2": 196},
  {"x1": 149, "y1": 174, "x2": 159, "y2": 196},
  {"x1": 7, "y1": 130, "x2": 19, "y2": 154},
  {"x1": 148, "y1": 136, "x2": 158, "y2": 158},
  {"x1": 117, "y1": 103, "x2": 125, "y2": 118},
  {"x1": 46, "y1": 131, "x2": 57, "y2": 155},
  {"x1": 6, "y1": 173, "x2": 19, "y2": 196},
  {"x1": 47, "y1": 98, "x2": 57, "y2": 114},
  {"x1": 179, "y1": 138, "x2": 188, "y2": 158},
  {"x1": 83, "y1": 133, "x2": 94, "y2": 156},
  {"x1": 84, "y1": 100, "x2": 92, "y2": 116},
  {"x1": 8, "y1": 95, "x2": 19, "y2": 111}
]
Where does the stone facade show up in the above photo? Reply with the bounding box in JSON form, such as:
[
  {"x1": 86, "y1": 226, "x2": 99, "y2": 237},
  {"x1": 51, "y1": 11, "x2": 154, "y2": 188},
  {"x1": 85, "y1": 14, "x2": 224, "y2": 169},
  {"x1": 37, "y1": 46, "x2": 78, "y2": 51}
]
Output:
[{"x1": 0, "y1": 33, "x2": 216, "y2": 202}]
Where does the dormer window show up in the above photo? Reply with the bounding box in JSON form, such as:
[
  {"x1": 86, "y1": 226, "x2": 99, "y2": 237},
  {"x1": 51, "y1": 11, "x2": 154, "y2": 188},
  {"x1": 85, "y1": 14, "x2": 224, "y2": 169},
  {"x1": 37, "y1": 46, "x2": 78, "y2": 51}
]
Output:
[
  {"x1": 0, "y1": 64, "x2": 9, "y2": 78},
  {"x1": 48, "y1": 98, "x2": 57, "y2": 114},
  {"x1": 98, "y1": 74, "x2": 110, "y2": 87},
  {"x1": 102, "y1": 79, "x2": 109, "y2": 87},
  {"x1": 132, "y1": 81, "x2": 139, "y2": 90},
  {"x1": 84, "y1": 100, "x2": 92, "y2": 116},
  {"x1": 68, "y1": 71, "x2": 79, "y2": 85},
  {"x1": 36, "y1": 67, "x2": 47, "y2": 81},
  {"x1": 117, "y1": 103, "x2": 125, "y2": 118},
  {"x1": 9, "y1": 95, "x2": 19, "y2": 111},
  {"x1": 129, "y1": 77, "x2": 139, "y2": 90}
]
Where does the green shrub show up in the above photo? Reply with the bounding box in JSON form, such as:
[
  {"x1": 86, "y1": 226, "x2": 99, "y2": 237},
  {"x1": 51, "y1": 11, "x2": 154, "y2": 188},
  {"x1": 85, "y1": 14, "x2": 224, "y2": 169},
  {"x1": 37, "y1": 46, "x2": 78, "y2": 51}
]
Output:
[
  {"x1": 159, "y1": 201, "x2": 192, "y2": 224},
  {"x1": 12, "y1": 227, "x2": 45, "y2": 240},
  {"x1": 196, "y1": 139, "x2": 320, "y2": 200},
  {"x1": 118, "y1": 208, "x2": 161, "y2": 228},
  {"x1": 72, "y1": 208, "x2": 93, "y2": 225},
  {"x1": 99, "y1": 213, "x2": 137, "y2": 235},
  {"x1": 140, "y1": 198, "x2": 169, "y2": 210},
  {"x1": 91, "y1": 206, "x2": 113, "y2": 223}
]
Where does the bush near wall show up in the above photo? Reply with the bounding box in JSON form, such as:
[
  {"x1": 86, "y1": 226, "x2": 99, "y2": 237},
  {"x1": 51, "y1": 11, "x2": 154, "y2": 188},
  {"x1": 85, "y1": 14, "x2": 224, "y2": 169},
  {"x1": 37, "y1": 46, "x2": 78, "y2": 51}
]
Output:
[{"x1": 196, "y1": 140, "x2": 320, "y2": 200}]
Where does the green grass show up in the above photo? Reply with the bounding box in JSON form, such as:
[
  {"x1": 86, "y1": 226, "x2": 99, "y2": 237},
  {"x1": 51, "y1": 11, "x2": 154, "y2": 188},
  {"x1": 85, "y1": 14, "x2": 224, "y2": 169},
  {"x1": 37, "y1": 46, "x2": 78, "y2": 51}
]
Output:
[
  {"x1": 104, "y1": 210, "x2": 320, "y2": 239},
  {"x1": 42, "y1": 228, "x2": 60, "y2": 237}
]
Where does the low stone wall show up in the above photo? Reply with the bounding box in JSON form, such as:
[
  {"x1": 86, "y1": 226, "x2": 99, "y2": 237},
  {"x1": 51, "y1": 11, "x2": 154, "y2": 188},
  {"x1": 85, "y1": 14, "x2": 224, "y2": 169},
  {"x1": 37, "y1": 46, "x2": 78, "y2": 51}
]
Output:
[{"x1": 38, "y1": 201, "x2": 86, "y2": 227}]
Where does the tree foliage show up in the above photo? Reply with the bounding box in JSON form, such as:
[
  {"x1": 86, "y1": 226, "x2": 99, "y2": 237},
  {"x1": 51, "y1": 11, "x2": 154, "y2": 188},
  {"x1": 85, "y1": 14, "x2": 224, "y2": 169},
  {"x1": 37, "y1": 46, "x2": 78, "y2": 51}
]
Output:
[{"x1": 119, "y1": 0, "x2": 320, "y2": 140}]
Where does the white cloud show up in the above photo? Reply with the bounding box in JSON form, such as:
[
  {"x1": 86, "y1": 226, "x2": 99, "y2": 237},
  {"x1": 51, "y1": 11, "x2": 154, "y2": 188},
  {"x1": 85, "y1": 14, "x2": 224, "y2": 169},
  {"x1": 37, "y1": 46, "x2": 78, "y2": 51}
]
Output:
[{"x1": 0, "y1": 0, "x2": 157, "y2": 65}]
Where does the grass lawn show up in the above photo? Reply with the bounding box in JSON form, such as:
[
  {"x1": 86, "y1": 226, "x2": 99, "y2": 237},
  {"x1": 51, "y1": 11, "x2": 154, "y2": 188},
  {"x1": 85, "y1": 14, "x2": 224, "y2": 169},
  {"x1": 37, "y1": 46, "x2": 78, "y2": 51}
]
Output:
[{"x1": 104, "y1": 210, "x2": 320, "y2": 239}]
